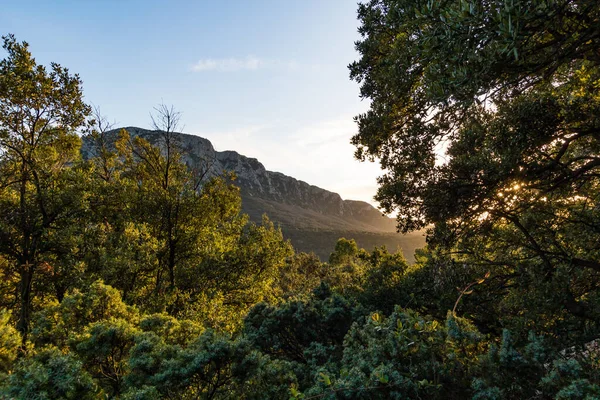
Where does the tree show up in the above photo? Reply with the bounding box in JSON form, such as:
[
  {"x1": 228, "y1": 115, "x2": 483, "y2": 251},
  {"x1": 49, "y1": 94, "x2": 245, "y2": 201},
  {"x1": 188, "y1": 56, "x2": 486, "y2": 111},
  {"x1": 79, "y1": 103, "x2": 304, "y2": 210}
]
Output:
[
  {"x1": 350, "y1": 0, "x2": 600, "y2": 328},
  {"x1": 31, "y1": 280, "x2": 138, "y2": 350},
  {"x1": 80, "y1": 106, "x2": 217, "y2": 308},
  {"x1": 129, "y1": 104, "x2": 190, "y2": 293},
  {"x1": 0, "y1": 34, "x2": 91, "y2": 338},
  {"x1": 302, "y1": 309, "x2": 484, "y2": 400},
  {"x1": 108, "y1": 105, "x2": 235, "y2": 305},
  {"x1": 275, "y1": 252, "x2": 325, "y2": 300},
  {"x1": 244, "y1": 284, "x2": 363, "y2": 388},
  {"x1": 0, "y1": 309, "x2": 19, "y2": 373},
  {"x1": 81, "y1": 110, "x2": 293, "y2": 325},
  {"x1": 127, "y1": 329, "x2": 295, "y2": 399},
  {"x1": 1, "y1": 348, "x2": 98, "y2": 400}
]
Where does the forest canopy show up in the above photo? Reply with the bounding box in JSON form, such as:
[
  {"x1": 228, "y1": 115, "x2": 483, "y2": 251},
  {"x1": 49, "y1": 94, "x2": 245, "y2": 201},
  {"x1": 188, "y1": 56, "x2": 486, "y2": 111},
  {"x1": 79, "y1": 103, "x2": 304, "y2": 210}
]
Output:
[{"x1": 1, "y1": 0, "x2": 600, "y2": 397}]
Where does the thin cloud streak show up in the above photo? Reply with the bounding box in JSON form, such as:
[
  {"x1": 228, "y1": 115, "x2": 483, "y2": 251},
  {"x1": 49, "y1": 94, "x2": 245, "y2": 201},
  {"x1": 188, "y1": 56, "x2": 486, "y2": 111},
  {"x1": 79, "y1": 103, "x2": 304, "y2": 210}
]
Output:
[
  {"x1": 190, "y1": 56, "x2": 301, "y2": 72},
  {"x1": 191, "y1": 56, "x2": 263, "y2": 72}
]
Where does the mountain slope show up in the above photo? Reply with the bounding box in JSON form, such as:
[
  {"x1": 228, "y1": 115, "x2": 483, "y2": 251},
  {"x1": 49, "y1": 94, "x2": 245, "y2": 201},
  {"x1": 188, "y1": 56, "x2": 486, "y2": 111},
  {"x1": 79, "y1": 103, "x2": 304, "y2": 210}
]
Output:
[{"x1": 81, "y1": 127, "x2": 425, "y2": 261}]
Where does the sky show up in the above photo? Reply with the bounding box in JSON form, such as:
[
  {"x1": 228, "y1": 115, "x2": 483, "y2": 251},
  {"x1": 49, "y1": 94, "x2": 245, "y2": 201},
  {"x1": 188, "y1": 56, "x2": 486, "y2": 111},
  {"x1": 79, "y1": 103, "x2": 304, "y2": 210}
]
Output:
[{"x1": 1, "y1": 0, "x2": 384, "y2": 207}]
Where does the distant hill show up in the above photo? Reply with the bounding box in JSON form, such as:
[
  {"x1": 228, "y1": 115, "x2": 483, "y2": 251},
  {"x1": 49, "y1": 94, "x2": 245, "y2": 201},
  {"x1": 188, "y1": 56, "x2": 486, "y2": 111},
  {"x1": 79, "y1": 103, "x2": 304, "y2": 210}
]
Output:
[{"x1": 81, "y1": 127, "x2": 425, "y2": 262}]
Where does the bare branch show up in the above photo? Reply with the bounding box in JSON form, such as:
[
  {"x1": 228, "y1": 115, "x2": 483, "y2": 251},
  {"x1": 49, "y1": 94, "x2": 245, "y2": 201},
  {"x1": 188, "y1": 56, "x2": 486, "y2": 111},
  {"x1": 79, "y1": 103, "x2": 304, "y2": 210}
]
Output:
[
  {"x1": 91, "y1": 105, "x2": 116, "y2": 135},
  {"x1": 150, "y1": 102, "x2": 183, "y2": 134}
]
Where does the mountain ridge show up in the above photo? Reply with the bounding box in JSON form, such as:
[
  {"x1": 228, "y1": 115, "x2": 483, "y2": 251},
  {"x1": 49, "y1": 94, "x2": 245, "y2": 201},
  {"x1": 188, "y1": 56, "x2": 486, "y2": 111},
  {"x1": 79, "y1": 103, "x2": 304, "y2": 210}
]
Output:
[{"x1": 81, "y1": 127, "x2": 424, "y2": 261}]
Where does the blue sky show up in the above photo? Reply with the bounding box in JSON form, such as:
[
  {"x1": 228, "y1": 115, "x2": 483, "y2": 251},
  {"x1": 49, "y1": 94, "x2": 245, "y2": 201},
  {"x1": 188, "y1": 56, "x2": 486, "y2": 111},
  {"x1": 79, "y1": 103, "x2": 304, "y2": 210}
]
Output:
[{"x1": 1, "y1": 1, "x2": 383, "y2": 206}]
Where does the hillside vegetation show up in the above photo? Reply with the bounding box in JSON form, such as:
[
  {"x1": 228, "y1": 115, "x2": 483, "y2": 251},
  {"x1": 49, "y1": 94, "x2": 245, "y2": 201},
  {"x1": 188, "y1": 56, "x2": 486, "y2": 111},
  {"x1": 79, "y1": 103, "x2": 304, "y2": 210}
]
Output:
[{"x1": 1, "y1": 0, "x2": 600, "y2": 397}]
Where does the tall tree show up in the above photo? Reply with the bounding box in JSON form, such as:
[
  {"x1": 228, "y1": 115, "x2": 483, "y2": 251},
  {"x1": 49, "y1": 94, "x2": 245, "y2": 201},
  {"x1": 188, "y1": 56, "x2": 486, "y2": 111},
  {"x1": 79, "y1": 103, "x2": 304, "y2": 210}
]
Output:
[
  {"x1": 121, "y1": 105, "x2": 220, "y2": 296},
  {"x1": 350, "y1": 1, "x2": 600, "y2": 328},
  {"x1": 82, "y1": 111, "x2": 292, "y2": 321},
  {"x1": 0, "y1": 34, "x2": 91, "y2": 337}
]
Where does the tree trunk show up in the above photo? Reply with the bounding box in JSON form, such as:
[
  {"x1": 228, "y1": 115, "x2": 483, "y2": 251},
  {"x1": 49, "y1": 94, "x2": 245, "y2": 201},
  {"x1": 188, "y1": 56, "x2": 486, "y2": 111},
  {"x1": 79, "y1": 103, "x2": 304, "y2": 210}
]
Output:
[
  {"x1": 168, "y1": 239, "x2": 176, "y2": 291},
  {"x1": 17, "y1": 266, "x2": 34, "y2": 341}
]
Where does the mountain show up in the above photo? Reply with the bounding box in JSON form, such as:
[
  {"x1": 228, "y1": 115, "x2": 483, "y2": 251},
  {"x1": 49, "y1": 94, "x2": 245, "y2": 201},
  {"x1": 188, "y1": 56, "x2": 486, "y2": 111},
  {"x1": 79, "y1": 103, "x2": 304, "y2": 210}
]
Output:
[{"x1": 81, "y1": 127, "x2": 425, "y2": 262}]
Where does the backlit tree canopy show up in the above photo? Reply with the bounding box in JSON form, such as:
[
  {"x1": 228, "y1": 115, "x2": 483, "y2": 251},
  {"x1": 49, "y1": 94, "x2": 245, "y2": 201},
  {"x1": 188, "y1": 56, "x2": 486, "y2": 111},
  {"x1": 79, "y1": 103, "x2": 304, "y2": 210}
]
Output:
[{"x1": 350, "y1": 1, "x2": 600, "y2": 330}]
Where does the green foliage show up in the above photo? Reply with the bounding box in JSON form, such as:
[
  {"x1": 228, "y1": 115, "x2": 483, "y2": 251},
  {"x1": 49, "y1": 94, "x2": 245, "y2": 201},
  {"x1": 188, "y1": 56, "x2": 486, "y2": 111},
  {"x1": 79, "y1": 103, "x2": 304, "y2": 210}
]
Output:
[
  {"x1": 182, "y1": 215, "x2": 293, "y2": 322},
  {"x1": 171, "y1": 214, "x2": 293, "y2": 332},
  {"x1": 31, "y1": 280, "x2": 138, "y2": 349},
  {"x1": 120, "y1": 385, "x2": 161, "y2": 400},
  {"x1": 358, "y1": 246, "x2": 409, "y2": 314},
  {"x1": 0, "y1": 309, "x2": 19, "y2": 373},
  {"x1": 351, "y1": 0, "x2": 600, "y2": 231},
  {"x1": 0, "y1": 33, "x2": 92, "y2": 337},
  {"x1": 328, "y1": 238, "x2": 361, "y2": 265},
  {"x1": 275, "y1": 252, "x2": 325, "y2": 299},
  {"x1": 473, "y1": 331, "x2": 600, "y2": 399},
  {"x1": 244, "y1": 285, "x2": 361, "y2": 365},
  {"x1": 1, "y1": 347, "x2": 97, "y2": 399},
  {"x1": 127, "y1": 329, "x2": 296, "y2": 399},
  {"x1": 244, "y1": 284, "x2": 365, "y2": 390},
  {"x1": 139, "y1": 313, "x2": 204, "y2": 346},
  {"x1": 73, "y1": 319, "x2": 140, "y2": 396},
  {"x1": 321, "y1": 238, "x2": 370, "y2": 295},
  {"x1": 302, "y1": 309, "x2": 484, "y2": 399}
]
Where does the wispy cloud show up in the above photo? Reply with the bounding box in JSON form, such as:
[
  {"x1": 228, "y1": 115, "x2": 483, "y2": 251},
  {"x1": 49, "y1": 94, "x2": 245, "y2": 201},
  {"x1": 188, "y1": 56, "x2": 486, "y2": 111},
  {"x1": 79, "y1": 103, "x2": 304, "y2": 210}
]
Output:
[
  {"x1": 190, "y1": 56, "x2": 299, "y2": 72},
  {"x1": 191, "y1": 56, "x2": 263, "y2": 72}
]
